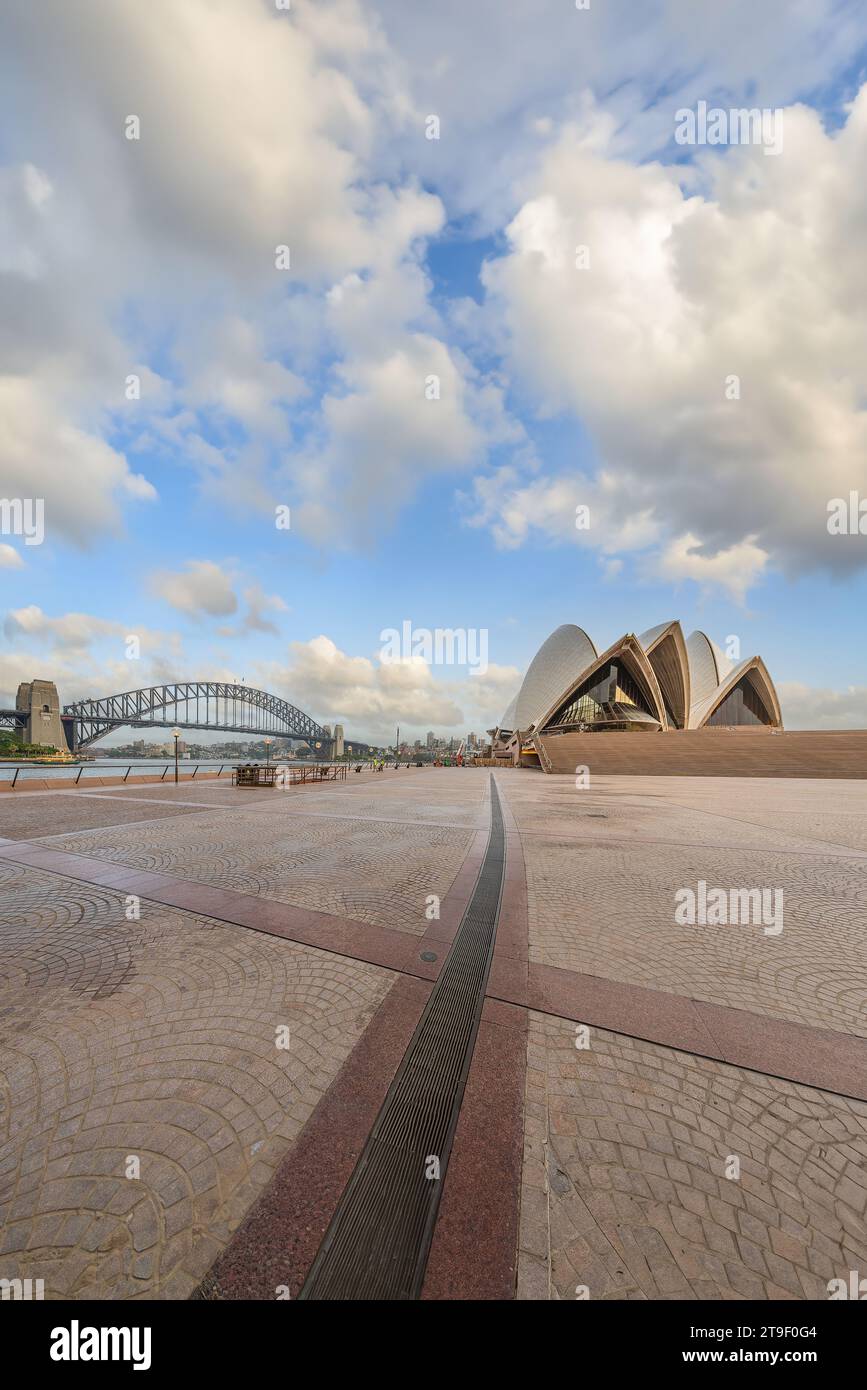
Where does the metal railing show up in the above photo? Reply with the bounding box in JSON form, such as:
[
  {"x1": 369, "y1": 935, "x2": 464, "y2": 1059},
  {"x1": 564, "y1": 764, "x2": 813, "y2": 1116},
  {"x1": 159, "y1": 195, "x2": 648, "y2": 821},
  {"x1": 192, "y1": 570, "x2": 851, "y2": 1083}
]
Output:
[
  {"x1": 3, "y1": 760, "x2": 361, "y2": 791},
  {"x1": 4, "y1": 763, "x2": 237, "y2": 790}
]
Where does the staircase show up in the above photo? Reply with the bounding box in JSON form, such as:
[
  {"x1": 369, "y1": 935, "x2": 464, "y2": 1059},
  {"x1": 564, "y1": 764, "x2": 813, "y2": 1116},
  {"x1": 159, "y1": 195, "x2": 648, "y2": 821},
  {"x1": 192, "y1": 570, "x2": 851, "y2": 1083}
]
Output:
[{"x1": 535, "y1": 729, "x2": 867, "y2": 778}]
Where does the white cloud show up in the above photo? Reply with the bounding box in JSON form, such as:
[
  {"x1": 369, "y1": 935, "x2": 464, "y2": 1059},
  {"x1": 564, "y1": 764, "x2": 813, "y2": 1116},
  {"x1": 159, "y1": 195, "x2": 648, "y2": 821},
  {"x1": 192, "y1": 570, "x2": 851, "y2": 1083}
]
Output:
[
  {"x1": 4, "y1": 605, "x2": 123, "y2": 648},
  {"x1": 291, "y1": 335, "x2": 496, "y2": 541},
  {"x1": 218, "y1": 585, "x2": 289, "y2": 638},
  {"x1": 0, "y1": 162, "x2": 54, "y2": 277},
  {"x1": 2, "y1": 606, "x2": 183, "y2": 670},
  {"x1": 463, "y1": 466, "x2": 659, "y2": 554},
  {"x1": 650, "y1": 534, "x2": 769, "y2": 605},
  {"x1": 272, "y1": 635, "x2": 463, "y2": 740},
  {"x1": 477, "y1": 92, "x2": 867, "y2": 588},
  {"x1": 372, "y1": 0, "x2": 863, "y2": 229},
  {"x1": 178, "y1": 317, "x2": 306, "y2": 441},
  {"x1": 4, "y1": 0, "x2": 867, "y2": 651},
  {"x1": 151, "y1": 561, "x2": 238, "y2": 618},
  {"x1": 0, "y1": 543, "x2": 23, "y2": 569},
  {"x1": 244, "y1": 586, "x2": 289, "y2": 636},
  {"x1": 2, "y1": 1, "x2": 414, "y2": 288},
  {"x1": 777, "y1": 682, "x2": 867, "y2": 730},
  {"x1": 442, "y1": 662, "x2": 523, "y2": 732},
  {"x1": 0, "y1": 610, "x2": 186, "y2": 709},
  {"x1": 0, "y1": 0, "x2": 483, "y2": 545},
  {"x1": 0, "y1": 378, "x2": 156, "y2": 547},
  {"x1": 255, "y1": 635, "x2": 521, "y2": 743}
]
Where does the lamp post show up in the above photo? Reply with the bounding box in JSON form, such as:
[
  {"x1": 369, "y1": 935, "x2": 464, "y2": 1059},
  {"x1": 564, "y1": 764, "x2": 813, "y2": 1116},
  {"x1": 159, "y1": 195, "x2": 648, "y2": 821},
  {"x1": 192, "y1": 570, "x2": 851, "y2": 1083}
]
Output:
[
  {"x1": 171, "y1": 727, "x2": 181, "y2": 784},
  {"x1": 264, "y1": 736, "x2": 273, "y2": 767}
]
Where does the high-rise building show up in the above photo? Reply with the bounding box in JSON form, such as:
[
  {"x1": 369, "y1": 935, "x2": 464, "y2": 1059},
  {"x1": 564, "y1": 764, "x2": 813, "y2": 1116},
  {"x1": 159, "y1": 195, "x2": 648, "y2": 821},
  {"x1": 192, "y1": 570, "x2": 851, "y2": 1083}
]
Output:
[{"x1": 425, "y1": 731, "x2": 434, "y2": 748}]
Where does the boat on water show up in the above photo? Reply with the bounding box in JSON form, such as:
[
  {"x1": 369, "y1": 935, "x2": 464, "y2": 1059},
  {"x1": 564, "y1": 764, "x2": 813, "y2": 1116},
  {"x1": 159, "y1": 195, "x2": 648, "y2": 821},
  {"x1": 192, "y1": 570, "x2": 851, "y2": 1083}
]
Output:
[{"x1": 0, "y1": 752, "x2": 77, "y2": 766}]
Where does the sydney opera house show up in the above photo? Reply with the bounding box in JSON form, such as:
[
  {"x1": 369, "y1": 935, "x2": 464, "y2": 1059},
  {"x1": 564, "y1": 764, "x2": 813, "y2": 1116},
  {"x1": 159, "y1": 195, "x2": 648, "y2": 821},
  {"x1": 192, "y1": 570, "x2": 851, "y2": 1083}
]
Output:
[{"x1": 491, "y1": 622, "x2": 783, "y2": 772}]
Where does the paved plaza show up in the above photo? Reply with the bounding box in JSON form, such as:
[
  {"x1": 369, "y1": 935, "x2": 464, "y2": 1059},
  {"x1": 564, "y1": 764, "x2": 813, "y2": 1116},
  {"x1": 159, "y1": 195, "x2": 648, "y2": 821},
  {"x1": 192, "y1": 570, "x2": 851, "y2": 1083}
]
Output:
[{"x1": 0, "y1": 768, "x2": 865, "y2": 1299}]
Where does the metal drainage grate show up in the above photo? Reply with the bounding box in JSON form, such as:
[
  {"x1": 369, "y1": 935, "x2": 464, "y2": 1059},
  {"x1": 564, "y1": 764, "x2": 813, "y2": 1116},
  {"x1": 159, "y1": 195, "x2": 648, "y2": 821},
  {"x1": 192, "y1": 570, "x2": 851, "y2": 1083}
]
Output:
[{"x1": 299, "y1": 775, "x2": 506, "y2": 1300}]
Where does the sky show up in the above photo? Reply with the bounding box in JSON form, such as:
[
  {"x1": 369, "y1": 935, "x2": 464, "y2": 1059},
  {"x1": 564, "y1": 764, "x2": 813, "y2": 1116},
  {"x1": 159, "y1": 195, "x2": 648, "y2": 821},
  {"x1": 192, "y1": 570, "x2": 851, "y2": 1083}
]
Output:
[{"x1": 1, "y1": 0, "x2": 867, "y2": 746}]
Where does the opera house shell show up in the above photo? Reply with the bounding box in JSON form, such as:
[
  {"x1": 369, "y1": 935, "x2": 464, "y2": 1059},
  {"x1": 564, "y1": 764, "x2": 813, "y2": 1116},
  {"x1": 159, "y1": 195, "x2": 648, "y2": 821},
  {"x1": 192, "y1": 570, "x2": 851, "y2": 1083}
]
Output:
[{"x1": 491, "y1": 622, "x2": 782, "y2": 770}]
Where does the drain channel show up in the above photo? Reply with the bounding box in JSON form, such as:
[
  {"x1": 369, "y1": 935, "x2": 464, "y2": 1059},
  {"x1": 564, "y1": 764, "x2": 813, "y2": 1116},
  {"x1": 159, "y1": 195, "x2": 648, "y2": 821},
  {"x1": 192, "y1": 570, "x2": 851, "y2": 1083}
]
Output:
[{"x1": 299, "y1": 774, "x2": 505, "y2": 1300}]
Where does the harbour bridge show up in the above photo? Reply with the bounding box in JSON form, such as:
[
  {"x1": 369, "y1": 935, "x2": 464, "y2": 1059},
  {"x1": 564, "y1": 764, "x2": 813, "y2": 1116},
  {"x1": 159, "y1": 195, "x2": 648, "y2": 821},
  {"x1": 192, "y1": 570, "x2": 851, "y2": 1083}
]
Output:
[{"x1": 0, "y1": 680, "x2": 373, "y2": 756}]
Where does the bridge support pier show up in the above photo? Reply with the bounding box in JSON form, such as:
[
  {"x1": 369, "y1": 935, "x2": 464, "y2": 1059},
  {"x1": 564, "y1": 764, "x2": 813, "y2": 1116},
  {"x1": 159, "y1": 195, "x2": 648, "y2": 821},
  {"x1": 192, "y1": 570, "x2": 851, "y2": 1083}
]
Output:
[{"x1": 16, "y1": 680, "x2": 66, "y2": 751}]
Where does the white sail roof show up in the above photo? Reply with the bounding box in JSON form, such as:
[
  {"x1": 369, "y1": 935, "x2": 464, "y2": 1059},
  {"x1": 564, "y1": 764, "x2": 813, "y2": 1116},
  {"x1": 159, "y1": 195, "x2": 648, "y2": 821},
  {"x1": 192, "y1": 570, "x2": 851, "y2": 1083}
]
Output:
[{"x1": 509, "y1": 624, "x2": 597, "y2": 732}]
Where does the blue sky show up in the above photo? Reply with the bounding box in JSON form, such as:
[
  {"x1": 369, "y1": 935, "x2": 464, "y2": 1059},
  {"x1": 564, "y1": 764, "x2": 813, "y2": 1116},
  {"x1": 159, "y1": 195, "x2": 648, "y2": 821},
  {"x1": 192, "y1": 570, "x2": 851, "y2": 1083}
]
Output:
[{"x1": 2, "y1": 1, "x2": 867, "y2": 743}]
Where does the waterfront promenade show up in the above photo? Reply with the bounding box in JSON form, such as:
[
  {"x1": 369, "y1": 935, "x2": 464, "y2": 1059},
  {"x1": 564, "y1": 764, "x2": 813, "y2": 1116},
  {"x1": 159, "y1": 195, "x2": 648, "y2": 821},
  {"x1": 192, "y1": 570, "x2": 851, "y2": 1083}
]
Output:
[{"x1": 0, "y1": 768, "x2": 865, "y2": 1299}]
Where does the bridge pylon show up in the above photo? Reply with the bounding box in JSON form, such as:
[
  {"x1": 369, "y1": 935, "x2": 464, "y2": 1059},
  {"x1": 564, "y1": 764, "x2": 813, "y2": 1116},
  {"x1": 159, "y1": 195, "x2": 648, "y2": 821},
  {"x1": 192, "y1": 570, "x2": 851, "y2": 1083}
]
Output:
[{"x1": 15, "y1": 680, "x2": 66, "y2": 750}]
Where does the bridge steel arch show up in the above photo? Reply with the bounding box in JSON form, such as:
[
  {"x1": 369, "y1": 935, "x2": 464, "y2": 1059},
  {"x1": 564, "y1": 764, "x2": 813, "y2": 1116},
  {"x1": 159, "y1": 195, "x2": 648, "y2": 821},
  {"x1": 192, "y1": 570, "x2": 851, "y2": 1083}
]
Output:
[{"x1": 63, "y1": 682, "x2": 330, "y2": 751}]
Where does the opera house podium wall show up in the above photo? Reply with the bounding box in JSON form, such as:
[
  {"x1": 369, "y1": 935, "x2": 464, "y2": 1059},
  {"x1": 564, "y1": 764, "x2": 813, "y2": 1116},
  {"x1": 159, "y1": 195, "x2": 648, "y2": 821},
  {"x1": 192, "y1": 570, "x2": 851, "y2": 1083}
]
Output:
[{"x1": 534, "y1": 728, "x2": 867, "y2": 778}]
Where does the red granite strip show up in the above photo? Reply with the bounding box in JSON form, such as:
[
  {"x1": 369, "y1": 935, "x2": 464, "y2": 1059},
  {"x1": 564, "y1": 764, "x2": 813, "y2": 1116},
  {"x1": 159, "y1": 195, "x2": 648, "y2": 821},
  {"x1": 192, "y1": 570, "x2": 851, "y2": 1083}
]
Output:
[
  {"x1": 0, "y1": 841, "x2": 58, "y2": 861},
  {"x1": 71, "y1": 792, "x2": 229, "y2": 811},
  {"x1": 523, "y1": 963, "x2": 715, "y2": 1055},
  {"x1": 486, "y1": 960, "x2": 867, "y2": 1104},
  {"x1": 486, "y1": 779, "x2": 530, "y2": 1002},
  {"x1": 0, "y1": 844, "x2": 118, "y2": 875},
  {"x1": 693, "y1": 999, "x2": 867, "y2": 1104},
  {"x1": 0, "y1": 842, "x2": 441, "y2": 980},
  {"x1": 421, "y1": 775, "x2": 529, "y2": 1300},
  {"x1": 497, "y1": 843, "x2": 530, "y2": 958},
  {"x1": 95, "y1": 800, "x2": 479, "y2": 831},
  {"x1": 484, "y1": 776, "x2": 867, "y2": 1103},
  {"x1": 195, "y1": 973, "x2": 432, "y2": 1300},
  {"x1": 487, "y1": 952, "x2": 531, "y2": 1003},
  {"x1": 421, "y1": 1000, "x2": 527, "y2": 1300},
  {"x1": 0, "y1": 804, "x2": 488, "y2": 989},
  {"x1": 6, "y1": 829, "x2": 865, "y2": 1104}
]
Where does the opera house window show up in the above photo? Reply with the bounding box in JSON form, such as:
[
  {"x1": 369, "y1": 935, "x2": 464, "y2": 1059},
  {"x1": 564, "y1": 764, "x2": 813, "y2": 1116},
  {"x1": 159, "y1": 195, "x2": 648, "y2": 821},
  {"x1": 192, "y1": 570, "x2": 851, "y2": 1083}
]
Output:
[{"x1": 707, "y1": 676, "x2": 774, "y2": 727}]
